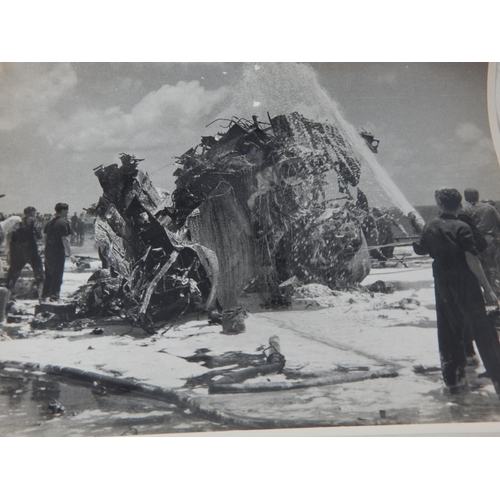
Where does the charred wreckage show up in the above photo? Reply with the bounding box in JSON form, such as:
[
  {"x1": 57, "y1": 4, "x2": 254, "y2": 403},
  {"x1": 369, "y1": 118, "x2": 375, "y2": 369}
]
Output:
[{"x1": 73, "y1": 112, "x2": 388, "y2": 334}]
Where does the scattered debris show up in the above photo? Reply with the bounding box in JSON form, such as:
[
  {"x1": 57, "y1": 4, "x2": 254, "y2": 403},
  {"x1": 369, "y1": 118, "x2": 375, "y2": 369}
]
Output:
[
  {"x1": 6, "y1": 316, "x2": 23, "y2": 324},
  {"x1": 221, "y1": 308, "x2": 248, "y2": 334},
  {"x1": 182, "y1": 350, "x2": 263, "y2": 369},
  {"x1": 121, "y1": 427, "x2": 139, "y2": 436},
  {"x1": 413, "y1": 365, "x2": 441, "y2": 374},
  {"x1": 366, "y1": 280, "x2": 395, "y2": 294},
  {"x1": 390, "y1": 298, "x2": 421, "y2": 310},
  {"x1": 70, "y1": 319, "x2": 95, "y2": 331},
  {"x1": 208, "y1": 336, "x2": 286, "y2": 392},
  {"x1": 0, "y1": 287, "x2": 10, "y2": 322},
  {"x1": 72, "y1": 256, "x2": 92, "y2": 271},
  {"x1": 31, "y1": 312, "x2": 61, "y2": 330},
  {"x1": 294, "y1": 284, "x2": 338, "y2": 299},
  {"x1": 209, "y1": 362, "x2": 285, "y2": 393},
  {"x1": 48, "y1": 399, "x2": 65, "y2": 414},
  {"x1": 6, "y1": 302, "x2": 29, "y2": 316},
  {"x1": 360, "y1": 129, "x2": 380, "y2": 153},
  {"x1": 91, "y1": 383, "x2": 107, "y2": 396},
  {"x1": 263, "y1": 335, "x2": 286, "y2": 373},
  {"x1": 35, "y1": 303, "x2": 76, "y2": 322},
  {"x1": 335, "y1": 365, "x2": 370, "y2": 372},
  {"x1": 207, "y1": 310, "x2": 222, "y2": 325},
  {"x1": 210, "y1": 368, "x2": 398, "y2": 394}
]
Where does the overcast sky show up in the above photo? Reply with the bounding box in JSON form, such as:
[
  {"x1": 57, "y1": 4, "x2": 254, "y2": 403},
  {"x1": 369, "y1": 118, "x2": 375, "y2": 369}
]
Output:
[{"x1": 1, "y1": 62, "x2": 499, "y2": 215}]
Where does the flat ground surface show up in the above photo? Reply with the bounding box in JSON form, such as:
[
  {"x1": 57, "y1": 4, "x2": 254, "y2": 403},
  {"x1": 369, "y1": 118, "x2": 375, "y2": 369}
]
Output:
[{"x1": 2, "y1": 244, "x2": 500, "y2": 435}]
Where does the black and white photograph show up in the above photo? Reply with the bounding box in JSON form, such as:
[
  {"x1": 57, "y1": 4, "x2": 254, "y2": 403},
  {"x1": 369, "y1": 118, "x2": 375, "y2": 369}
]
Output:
[{"x1": 3, "y1": 61, "x2": 500, "y2": 438}]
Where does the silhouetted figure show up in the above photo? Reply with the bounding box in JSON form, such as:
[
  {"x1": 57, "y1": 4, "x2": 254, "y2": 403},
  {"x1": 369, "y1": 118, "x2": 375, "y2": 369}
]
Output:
[
  {"x1": 42, "y1": 203, "x2": 72, "y2": 302},
  {"x1": 463, "y1": 188, "x2": 500, "y2": 297},
  {"x1": 6, "y1": 206, "x2": 44, "y2": 298},
  {"x1": 413, "y1": 188, "x2": 500, "y2": 396}
]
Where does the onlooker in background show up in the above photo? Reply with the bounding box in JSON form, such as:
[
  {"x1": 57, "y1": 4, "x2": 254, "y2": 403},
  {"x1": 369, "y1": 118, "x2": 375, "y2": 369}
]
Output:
[
  {"x1": 0, "y1": 215, "x2": 23, "y2": 263},
  {"x1": 482, "y1": 199, "x2": 497, "y2": 208},
  {"x1": 371, "y1": 207, "x2": 409, "y2": 260},
  {"x1": 0, "y1": 215, "x2": 22, "y2": 235},
  {"x1": 360, "y1": 208, "x2": 386, "y2": 262},
  {"x1": 70, "y1": 212, "x2": 79, "y2": 245},
  {"x1": 77, "y1": 212, "x2": 86, "y2": 246},
  {"x1": 6, "y1": 206, "x2": 44, "y2": 298},
  {"x1": 35, "y1": 211, "x2": 44, "y2": 228},
  {"x1": 462, "y1": 188, "x2": 500, "y2": 297},
  {"x1": 42, "y1": 203, "x2": 72, "y2": 302}
]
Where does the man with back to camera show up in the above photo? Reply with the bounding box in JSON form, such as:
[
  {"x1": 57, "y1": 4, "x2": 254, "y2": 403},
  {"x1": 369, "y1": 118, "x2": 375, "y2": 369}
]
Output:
[
  {"x1": 413, "y1": 187, "x2": 500, "y2": 396},
  {"x1": 42, "y1": 203, "x2": 72, "y2": 302},
  {"x1": 462, "y1": 188, "x2": 500, "y2": 297},
  {"x1": 455, "y1": 207, "x2": 488, "y2": 368},
  {"x1": 6, "y1": 206, "x2": 44, "y2": 299}
]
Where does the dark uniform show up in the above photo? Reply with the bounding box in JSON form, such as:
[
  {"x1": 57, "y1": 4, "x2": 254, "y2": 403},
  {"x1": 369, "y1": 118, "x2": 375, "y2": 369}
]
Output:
[
  {"x1": 6, "y1": 215, "x2": 44, "y2": 293},
  {"x1": 77, "y1": 216, "x2": 85, "y2": 246},
  {"x1": 413, "y1": 213, "x2": 500, "y2": 393},
  {"x1": 466, "y1": 201, "x2": 500, "y2": 297},
  {"x1": 42, "y1": 215, "x2": 72, "y2": 300},
  {"x1": 457, "y1": 212, "x2": 487, "y2": 360},
  {"x1": 70, "y1": 213, "x2": 79, "y2": 245}
]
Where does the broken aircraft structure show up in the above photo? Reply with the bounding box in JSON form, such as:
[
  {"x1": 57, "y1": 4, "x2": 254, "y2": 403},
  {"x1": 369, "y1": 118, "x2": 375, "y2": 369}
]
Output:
[{"x1": 78, "y1": 112, "x2": 390, "y2": 332}]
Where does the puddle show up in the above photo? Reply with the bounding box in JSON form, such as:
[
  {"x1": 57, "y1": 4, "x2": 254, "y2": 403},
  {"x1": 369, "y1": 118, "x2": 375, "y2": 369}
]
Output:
[{"x1": 0, "y1": 369, "x2": 230, "y2": 436}]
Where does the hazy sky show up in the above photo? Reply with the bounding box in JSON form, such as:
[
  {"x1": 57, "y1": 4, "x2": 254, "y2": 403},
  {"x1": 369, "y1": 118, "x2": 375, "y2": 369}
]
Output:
[{"x1": 1, "y1": 62, "x2": 498, "y2": 215}]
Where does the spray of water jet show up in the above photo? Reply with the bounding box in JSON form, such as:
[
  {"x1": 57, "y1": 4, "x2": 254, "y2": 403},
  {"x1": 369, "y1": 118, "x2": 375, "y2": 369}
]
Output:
[{"x1": 221, "y1": 62, "x2": 424, "y2": 230}]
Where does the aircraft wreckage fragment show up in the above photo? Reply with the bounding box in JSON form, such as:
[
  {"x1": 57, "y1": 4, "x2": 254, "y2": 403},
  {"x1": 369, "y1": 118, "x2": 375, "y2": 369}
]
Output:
[
  {"x1": 76, "y1": 112, "x2": 378, "y2": 333},
  {"x1": 168, "y1": 112, "x2": 371, "y2": 299},
  {"x1": 73, "y1": 153, "x2": 219, "y2": 334}
]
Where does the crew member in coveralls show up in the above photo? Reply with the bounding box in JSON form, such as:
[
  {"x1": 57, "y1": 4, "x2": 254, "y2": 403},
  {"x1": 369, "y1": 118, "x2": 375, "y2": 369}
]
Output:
[
  {"x1": 413, "y1": 187, "x2": 500, "y2": 395},
  {"x1": 41, "y1": 202, "x2": 72, "y2": 302},
  {"x1": 6, "y1": 206, "x2": 44, "y2": 298}
]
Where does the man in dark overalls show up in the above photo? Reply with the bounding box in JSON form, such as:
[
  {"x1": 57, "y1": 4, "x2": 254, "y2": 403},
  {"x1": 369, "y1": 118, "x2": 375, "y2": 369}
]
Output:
[
  {"x1": 42, "y1": 203, "x2": 72, "y2": 302},
  {"x1": 413, "y1": 188, "x2": 500, "y2": 396},
  {"x1": 462, "y1": 188, "x2": 500, "y2": 297},
  {"x1": 6, "y1": 206, "x2": 44, "y2": 298}
]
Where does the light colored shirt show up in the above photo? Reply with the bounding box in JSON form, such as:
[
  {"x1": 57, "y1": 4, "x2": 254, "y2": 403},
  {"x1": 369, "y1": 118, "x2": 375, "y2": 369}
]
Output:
[{"x1": 468, "y1": 202, "x2": 500, "y2": 237}]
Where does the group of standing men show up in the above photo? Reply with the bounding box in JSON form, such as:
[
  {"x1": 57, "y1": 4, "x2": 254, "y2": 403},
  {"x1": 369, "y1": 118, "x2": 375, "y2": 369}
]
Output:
[
  {"x1": 413, "y1": 187, "x2": 500, "y2": 397},
  {"x1": 5, "y1": 203, "x2": 73, "y2": 302}
]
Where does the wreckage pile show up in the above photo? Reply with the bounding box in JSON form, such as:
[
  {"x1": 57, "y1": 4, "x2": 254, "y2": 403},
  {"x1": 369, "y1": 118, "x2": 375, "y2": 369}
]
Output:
[
  {"x1": 74, "y1": 154, "x2": 219, "y2": 333},
  {"x1": 168, "y1": 112, "x2": 371, "y2": 299},
  {"x1": 76, "y1": 113, "x2": 379, "y2": 332}
]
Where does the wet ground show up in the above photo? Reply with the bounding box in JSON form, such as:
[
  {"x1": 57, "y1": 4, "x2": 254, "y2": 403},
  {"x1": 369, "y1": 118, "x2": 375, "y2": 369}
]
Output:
[
  {"x1": 3, "y1": 243, "x2": 500, "y2": 435},
  {"x1": 0, "y1": 368, "x2": 230, "y2": 436}
]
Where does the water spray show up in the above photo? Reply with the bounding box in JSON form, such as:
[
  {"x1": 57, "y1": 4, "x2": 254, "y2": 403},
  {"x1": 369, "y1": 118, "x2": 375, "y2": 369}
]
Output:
[{"x1": 224, "y1": 63, "x2": 425, "y2": 233}]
